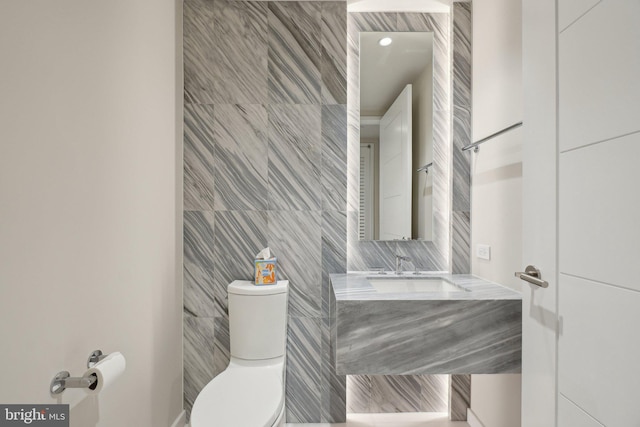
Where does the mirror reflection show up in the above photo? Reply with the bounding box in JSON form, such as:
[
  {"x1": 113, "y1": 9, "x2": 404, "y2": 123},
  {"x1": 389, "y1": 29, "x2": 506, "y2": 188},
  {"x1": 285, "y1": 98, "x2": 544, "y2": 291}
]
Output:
[{"x1": 359, "y1": 32, "x2": 434, "y2": 241}]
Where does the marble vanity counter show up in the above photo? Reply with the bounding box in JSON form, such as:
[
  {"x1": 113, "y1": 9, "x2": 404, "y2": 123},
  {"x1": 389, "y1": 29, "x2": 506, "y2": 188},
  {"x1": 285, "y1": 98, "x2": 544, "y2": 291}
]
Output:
[
  {"x1": 330, "y1": 272, "x2": 522, "y2": 375},
  {"x1": 331, "y1": 271, "x2": 522, "y2": 301}
]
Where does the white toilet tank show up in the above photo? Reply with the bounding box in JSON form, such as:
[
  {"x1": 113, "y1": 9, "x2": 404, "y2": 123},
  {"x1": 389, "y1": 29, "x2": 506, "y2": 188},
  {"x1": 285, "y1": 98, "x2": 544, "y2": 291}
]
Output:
[{"x1": 228, "y1": 280, "x2": 289, "y2": 360}]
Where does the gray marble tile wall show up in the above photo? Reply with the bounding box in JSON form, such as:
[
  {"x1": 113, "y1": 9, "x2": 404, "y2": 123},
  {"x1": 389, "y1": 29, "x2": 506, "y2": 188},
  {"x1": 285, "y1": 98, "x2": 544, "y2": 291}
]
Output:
[
  {"x1": 347, "y1": 375, "x2": 449, "y2": 413},
  {"x1": 183, "y1": 0, "x2": 347, "y2": 423},
  {"x1": 345, "y1": 8, "x2": 475, "y2": 417},
  {"x1": 450, "y1": 374, "x2": 471, "y2": 421},
  {"x1": 452, "y1": 2, "x2": 472, "y2": 274},
  {"x1": 346, "y1": 12, "x2": 452, "y2": 273},
  {"x1": 451, "y1": 3, "x2": 473, "y2": 421}
]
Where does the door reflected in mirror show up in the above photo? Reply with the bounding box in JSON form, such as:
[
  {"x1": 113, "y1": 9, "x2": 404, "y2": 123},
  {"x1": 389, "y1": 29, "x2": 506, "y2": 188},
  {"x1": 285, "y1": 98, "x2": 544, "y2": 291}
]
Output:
[{"x1": 359, "y1": 32, "x2": 434, "y2": 241}]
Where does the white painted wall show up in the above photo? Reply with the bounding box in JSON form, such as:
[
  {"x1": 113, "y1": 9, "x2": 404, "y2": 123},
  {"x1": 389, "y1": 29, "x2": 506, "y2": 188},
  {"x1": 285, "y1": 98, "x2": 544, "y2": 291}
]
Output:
[
  {"x1": 470, "y1": 0, "x2": 522, "y2": 425},
  {"x1": 0, "y1": 1, "x2": 183, "y2": 426},
  {"x1": 470, "y1": 375, "x2": 522, "y2": 427},
  {"x1": 470, "y1": 129, "x2": 522, "y2": 291},
  {"x1": 471, "y1": 0, "x2": 523, "y2": 291}
]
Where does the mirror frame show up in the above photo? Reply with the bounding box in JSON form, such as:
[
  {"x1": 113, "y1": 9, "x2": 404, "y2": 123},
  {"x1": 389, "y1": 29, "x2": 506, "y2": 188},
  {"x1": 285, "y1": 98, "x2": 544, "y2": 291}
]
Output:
[{"x1": 346, "y1": 12, "x2": 452, "y2": 271}]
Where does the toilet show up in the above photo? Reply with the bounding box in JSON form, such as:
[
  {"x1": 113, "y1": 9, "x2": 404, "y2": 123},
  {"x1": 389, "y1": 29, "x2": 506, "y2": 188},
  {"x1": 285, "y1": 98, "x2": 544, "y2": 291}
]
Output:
[{"x1": 190, "y1": 280, "x2": 289, "y2": 427}]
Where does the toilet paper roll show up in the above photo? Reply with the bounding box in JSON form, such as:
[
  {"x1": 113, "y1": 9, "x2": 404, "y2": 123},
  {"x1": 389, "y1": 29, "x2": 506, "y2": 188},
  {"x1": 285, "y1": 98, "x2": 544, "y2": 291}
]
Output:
[{"x1": 84, "y1": 352, "x2": 126, "y2": 395}]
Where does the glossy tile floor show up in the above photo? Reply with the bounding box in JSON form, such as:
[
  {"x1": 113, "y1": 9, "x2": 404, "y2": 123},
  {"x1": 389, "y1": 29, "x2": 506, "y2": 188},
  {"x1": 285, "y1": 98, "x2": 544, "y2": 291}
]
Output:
[{"x1": 285, "y1": 413, "x2": 470, "y2": 427}]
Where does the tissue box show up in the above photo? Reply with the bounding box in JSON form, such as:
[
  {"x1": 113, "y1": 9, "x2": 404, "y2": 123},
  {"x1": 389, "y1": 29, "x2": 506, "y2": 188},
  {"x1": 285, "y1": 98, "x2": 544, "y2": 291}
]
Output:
[{"x1": 254, "y1": 258, "x2": 277, "y2": 285}]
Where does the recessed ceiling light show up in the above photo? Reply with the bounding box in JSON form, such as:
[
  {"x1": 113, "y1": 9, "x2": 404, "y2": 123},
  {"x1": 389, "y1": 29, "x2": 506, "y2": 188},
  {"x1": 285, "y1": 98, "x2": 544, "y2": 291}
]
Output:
[{"x1": 378, "y1": 37, "x2": 393, "y2": 47}]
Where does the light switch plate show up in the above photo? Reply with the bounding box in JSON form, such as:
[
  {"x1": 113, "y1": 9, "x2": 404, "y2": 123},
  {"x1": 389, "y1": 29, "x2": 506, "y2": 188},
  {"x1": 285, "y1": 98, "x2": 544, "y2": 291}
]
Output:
[{"x1": 476, "y1": 244, "x2": 491, "y2": 260}]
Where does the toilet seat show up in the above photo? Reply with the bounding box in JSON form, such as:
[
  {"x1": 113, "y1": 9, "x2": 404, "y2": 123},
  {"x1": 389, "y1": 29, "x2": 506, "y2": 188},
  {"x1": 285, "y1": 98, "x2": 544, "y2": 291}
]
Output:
[{"x1": 190, "y1": 363, "x2": 284, "y2": 427}]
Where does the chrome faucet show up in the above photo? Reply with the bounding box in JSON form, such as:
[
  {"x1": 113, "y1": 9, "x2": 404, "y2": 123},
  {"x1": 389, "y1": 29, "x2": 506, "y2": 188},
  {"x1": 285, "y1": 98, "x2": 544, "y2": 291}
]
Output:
[{"x1": 395, "y1": 255, "x2": 411, "y2": 275}]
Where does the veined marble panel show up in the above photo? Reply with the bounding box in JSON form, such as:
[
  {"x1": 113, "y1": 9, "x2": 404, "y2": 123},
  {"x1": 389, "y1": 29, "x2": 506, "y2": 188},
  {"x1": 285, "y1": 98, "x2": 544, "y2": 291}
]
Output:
[
  {"x1": 184, "y1": 211, "x2": 216, "y2": 317},
  {"x1": 421, "y1": 375, "x2": 449, "y2": 412},
  {"x1": 451, "y1": 3, "x2": 472, "y2": 279},
  {"x1": 345, "y1": 13, "x2": 362, "y2": 214},
  {"x1": 268, "y1": 2, "x2": 321, "y2": 104},
  {"x1": 184, "y1": 316, "x2": 215, "y2": 417},
  {"x1": 452, "y1": 211, "x2": 471, "y2": 275},
  {"x1": 322, "y1": 211, "x2": 347, "y2": 275},
  {"x1": 184, "y1": 266, "x2": 215, "y2": 318},
  {"x1": 452, "y1": 105, "x2": 471, "y2": 211},
  {"x1": 322, "y1": 211, "x2": 347, "y2": 317},
  {"x1": 395, "y1": 243, "x2": 447, "y2": 272},
  {"x1": 286, "y1": 317, "x2": 322, "y2": 423},
  {"x1": 268, "y1": 105, "x2": 321, "y2": 211},
  {"x1": 321, "y1": 2, "x2": 347, "y2": 104},
  {"x1": 321, "y1": 105, "x2": 348, "y2": 211},
  {"x1": 321, "y1": 211, "x2": 347, "y2": 422},
  {"x1": 349, "y1": 12, "x2": 396, "y2": 33},
  {"x1": 346, "y1": 374, "x2": 448, "y2": 413},
  {"x1": 212, "y1": 0, "x2": 268, "y2": 104},
  {"x1": 432, "y1": 110, "x2": 451, "y2": 263},
  {"x1": 332, "y1": 273, "x2": 522, "y2": 375},
  {"x1": 345, "y1": 108, "x2": 360, "y2": 212},
  {"x1": 184, "y1": 104, "x2": 215, "y2": 211},
  {"x1": 212, "y1": 211, "x2": 267, "y2": 316},
  {"x1": 450, "y1": 374, "x2": 471, "y2": 421},
  {"x1": 213, "y1": 315, "x2": 230, "y2": 377},
  {"x1": 346, "y1": 375, "x2": 371, "y2": 413},
  {"x1": 268, "y1": 211, "x2": 322, "y2": 318},
  {"x1": 346, "y1": 212, "x2": 446, "y2": 271},
  {"x1": 335, "y1": 298, "x2": 521, "y2": 375},
  {"x1": 346, "y1": 226, "x2": 399, "y2": 272},
  {"x1": 184, "y1": 1, "x2": 347, "y2": 422},
  {"x1": 370, "y1": 375, "x2": 423, "y2": 413},
  {"x1": 213, "y1": 104, "x2": 268, "y2": 211},
  {"x1": 321, "y1": 314, "x2": 347, "y2": 422},
  {"x1": 398, "y1": 13, "x2": 447, "y2": 36},
  {"x1": 453, "y1": 3, "x2": 472, "y2": 111},
  {"x1": 183, "y1": 0, "x2": 216, "y2": 104}
]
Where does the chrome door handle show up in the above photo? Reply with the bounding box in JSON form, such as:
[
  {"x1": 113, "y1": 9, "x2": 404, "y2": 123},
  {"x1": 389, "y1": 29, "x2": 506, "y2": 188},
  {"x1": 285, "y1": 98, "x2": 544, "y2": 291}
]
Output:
[{"x1": 515, "y1": 265, "x2": 549, "y2": 288}]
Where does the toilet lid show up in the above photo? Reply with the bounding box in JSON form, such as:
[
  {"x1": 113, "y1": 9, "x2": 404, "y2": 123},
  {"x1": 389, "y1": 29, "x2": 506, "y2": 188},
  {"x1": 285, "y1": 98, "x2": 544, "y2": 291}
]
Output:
[{"x1": 190, "y1": 366, "x2": 284, "y2": 427}]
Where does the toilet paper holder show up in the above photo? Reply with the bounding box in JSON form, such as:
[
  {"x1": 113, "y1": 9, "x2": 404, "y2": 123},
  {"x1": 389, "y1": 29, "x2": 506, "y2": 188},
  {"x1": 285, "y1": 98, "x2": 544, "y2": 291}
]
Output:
[
  {"x1": 50, "y1": 349, "x2": 105, "y2": 395},
  {"x1": 87, "y1": 350, "x2": 107, "y2": 368}
]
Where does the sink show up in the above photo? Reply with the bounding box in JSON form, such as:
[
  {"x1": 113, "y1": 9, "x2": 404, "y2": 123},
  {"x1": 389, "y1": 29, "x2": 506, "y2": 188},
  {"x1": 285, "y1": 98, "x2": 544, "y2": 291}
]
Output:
[{"x1": 367, "y1": 277, "x2": 468, "y2": 293}]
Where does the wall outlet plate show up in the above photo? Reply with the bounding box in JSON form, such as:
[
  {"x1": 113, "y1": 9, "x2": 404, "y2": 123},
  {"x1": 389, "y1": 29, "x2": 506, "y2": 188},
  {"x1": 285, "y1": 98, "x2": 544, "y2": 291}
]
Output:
[{"x1": 476, "y1": 244, "x2": 491, "y2": 260}]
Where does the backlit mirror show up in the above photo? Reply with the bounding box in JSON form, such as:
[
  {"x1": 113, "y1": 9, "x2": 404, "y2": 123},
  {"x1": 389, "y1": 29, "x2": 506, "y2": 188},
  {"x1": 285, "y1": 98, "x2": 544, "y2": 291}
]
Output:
[{"x1": 359, "y1": 32, "x2": 434, "y2": 241}]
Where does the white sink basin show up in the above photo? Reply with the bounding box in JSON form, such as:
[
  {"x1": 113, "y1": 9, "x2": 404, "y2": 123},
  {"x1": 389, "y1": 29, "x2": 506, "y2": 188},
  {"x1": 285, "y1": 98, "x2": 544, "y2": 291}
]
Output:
[{"x1": 367, "y1": 278, "x2": 467, "y2": 293}]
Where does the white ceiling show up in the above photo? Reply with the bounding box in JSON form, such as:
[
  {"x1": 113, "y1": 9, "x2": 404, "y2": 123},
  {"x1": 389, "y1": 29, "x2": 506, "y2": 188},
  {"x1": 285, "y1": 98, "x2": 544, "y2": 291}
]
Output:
[{"x1": 360, "y1": 32, "x2": 433, "y2": 117}]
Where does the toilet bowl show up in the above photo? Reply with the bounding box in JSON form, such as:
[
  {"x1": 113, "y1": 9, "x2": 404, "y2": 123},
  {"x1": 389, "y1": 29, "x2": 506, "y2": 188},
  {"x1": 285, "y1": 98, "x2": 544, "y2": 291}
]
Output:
[{"x1": 190, "y1": 280, "x2": 289, "y2": 427}]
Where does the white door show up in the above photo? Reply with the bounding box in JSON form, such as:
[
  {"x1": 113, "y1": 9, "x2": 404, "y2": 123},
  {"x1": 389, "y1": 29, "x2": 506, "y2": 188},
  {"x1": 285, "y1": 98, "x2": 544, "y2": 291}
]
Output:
[
  {"x1": 522, "y1": 1, "x2": 640, "y2": 426},
  {"x1": 379, "y1": 85, "x2": 412, "y2": 240},
  {"x1": 521, "y1": 1, "x2": 558, "y2": 426},
  {"x1": 555, "y1": 0, "x2": 640, "y2": 425}
]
